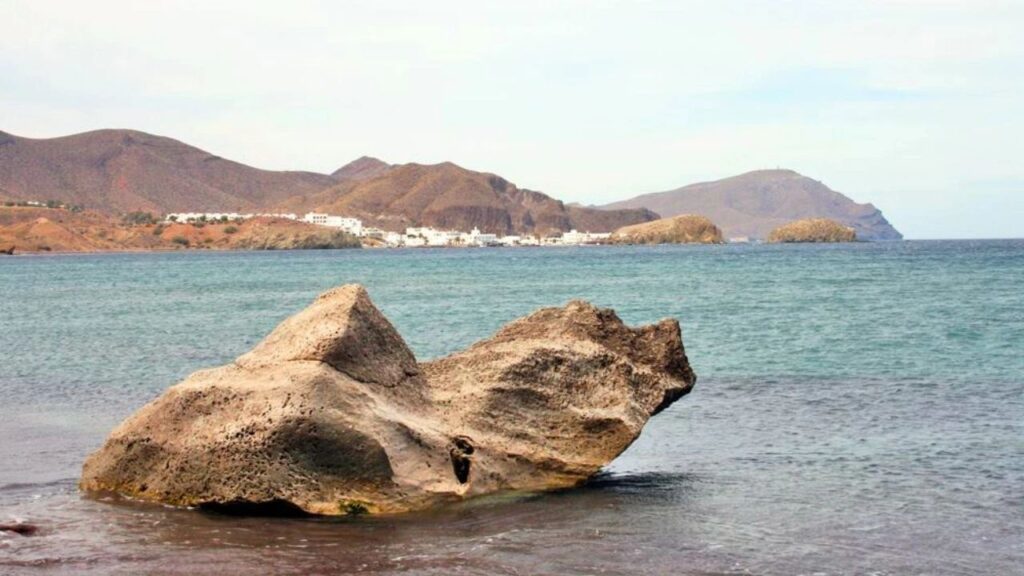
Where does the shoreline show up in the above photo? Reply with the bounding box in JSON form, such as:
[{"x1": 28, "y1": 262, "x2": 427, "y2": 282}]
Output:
[
  {"x1": 7, "y1": 239, "x2": 1019, "y2": 258},
  {"x1": 0, "y1": 241, "x2": 753, "y2": 256}
]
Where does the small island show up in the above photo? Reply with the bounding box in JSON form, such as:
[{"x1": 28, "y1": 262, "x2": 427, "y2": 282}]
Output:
[
  {"x1": 767, "y1": 218, "x2": 857, "y2": 243},
  {"x1": 611, "y1": 214, "x2": 724, "y2": 245}
]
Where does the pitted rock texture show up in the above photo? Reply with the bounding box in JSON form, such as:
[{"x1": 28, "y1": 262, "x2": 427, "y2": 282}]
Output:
[{"x1": 81, "y1": 285, "x2": 696, "y2": 515}]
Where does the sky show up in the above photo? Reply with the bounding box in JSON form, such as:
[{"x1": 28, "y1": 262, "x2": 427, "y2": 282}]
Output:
[{"x1": 2, "y1": 0, "x2": 1022, "y2": 239}]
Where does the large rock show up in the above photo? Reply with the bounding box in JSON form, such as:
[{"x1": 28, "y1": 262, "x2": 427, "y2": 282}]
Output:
[
  {"x1": 81, "y1": 285, "x2": 696, "y2": 515},
  {"x1": 611, "y1": 214, "x2": 724, "y2": 244},
  {"x1": 767, "y1": 218, "x2": 857, "y2": 243}
]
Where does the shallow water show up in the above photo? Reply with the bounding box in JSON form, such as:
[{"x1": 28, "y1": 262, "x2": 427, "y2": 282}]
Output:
[{"x1": 1, "y1": 242, "x2": 1022, "y2": 575}]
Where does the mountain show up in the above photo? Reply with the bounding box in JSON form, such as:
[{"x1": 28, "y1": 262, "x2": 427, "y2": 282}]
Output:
[
  {"x1": 601, "y1": 169, "x2": 902, "y2": 240},
  {"x1": 331, "y1": 156, "x2": 393, "y2": 181},
  {"x1": 278, "y1": 161, "x2": 657, "y2": 235},
  {"x1": 0, "y1": 129, "x2": 337, "y2": 214},
  {"x1": 0, "y1": 129, "x2": 655, "y2": 236}
]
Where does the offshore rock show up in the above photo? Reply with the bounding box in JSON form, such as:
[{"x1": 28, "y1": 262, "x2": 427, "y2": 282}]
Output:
[
  {"x1": 81, "y1": 285, "x2": 696, "y2": 515},
  {"x1": 767, "y1": 218, "x2": 857, "y2": 243},
  {"x1": 611, "y1": 214, "x2": 724, "y2": 244}
]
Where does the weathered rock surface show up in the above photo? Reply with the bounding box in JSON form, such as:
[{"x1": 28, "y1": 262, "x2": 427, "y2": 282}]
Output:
[
  {"x1": 611, "y1": 214, "x2": 724, "y2": 244},
  {"x1": 767, "y1": 218, "x2": 857, "y2": 243},
  {"x1": 81, "y1": 285, "x2": 695, "y2": 515}
]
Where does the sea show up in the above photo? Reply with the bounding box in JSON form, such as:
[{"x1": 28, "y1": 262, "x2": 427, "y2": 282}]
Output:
[{"x1": 1, "y1": 241, "x2": 1022, "y2": 575}]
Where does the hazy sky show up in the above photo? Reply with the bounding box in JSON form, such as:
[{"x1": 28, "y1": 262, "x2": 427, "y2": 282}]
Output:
[{"x1": 3, "y1": 1, "x2": 1022, "y2": 238}]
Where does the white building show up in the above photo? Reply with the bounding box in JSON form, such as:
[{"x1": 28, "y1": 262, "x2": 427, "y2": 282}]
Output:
[
  {"x1": 406, "y1": 226, "x2": 460, "y2": 247},
  {"x1": 246, "y1": 213, "x2": 297, "y2": 221},
  {"x1": 165, "y1": 212, "x2": 242, "y2": 223},
  {"x1": 302, "y1": 212, "x2": 363, "y2": 236},
  {"x1": 383, "y1": 231, "x2": 404, "y2": 247},
  {"x1": 463, "y1": 227, "x2": 500, "y2": 247},
  {"x1": 560, "y1": 229, "x2": 612, "y2": 245},
  {"x1": 362, "y1": 227, "x2": 385, "y2": 240},
  {"x1": 165, "y1": 212, "x2": 296, "y2": 223}
]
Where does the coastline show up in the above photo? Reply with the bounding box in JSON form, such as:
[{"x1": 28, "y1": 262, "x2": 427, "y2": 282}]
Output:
[
  {"x1": 0, "y1": 241, "x2": 654, "y2": 256},
  {"x1": 10, "y1": 238, "x2": 1024, "y2": 257}
]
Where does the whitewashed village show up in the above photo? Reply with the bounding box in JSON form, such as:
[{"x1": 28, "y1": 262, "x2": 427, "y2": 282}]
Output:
[{"x1": 163, "y1": 211, "x2": 613, "y2": 248}]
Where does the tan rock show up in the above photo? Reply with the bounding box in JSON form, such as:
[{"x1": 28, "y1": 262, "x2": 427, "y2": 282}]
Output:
[
  {"x1": 767, "y1": 218, "x2": 857, "y2": 243},
  {"x1": 611, "y1": 214, "x2": 724, "y2": 244},
  {"x1": 81, "y1": 285, "x2": 696, "y2": 515},
  {"x1": 423, "y1": 301, "x2": 695, "y2": 494}
]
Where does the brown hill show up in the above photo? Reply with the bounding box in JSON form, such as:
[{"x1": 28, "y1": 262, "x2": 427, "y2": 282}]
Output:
[
  {"x1": 612, "y1": 214, "x2": 724, "y2": 244},
  {"x1": 331, "y1": 156, "x2": 393, "y2": 181},
  {"x1": 0, "y1": 206, "x2": 134, "y2": 252},
  {"x1": 601, "y1": 169, "x2": 901, "y2": 241},
  {"x1": 279, "y1": 161, "x2": 657, "y2": 235},
  {"x1": 0, "y1": 129, "x2": 336, "y2": 214},
  {"x1": 1, "y1": 129, "x2": 653, "y2": 236},
  {"x1": 767, "y1": 218, "x2": 857, "y2": 243}
]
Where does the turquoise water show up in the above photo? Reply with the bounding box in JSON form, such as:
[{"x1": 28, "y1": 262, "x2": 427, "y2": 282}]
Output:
[{"x1": 1, "y1": 242, "x2": 1022, "y2": 575}]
